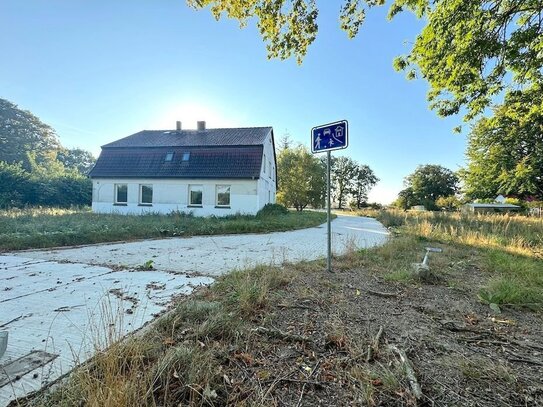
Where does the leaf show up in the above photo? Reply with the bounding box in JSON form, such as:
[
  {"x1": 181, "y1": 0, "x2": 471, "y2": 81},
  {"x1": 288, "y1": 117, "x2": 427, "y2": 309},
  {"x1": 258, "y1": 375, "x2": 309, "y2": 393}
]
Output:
[
  {"x1": 489, "y1": 303, "x2": 501, "y2": 314},
  {"x1": 163, "y1": 337, "x2": 175, "y2": 346},
  {"x1": 356, "y1": 289, "x2": 361, "y2": 296},
  {"x1": 203, "y1": 384, "x2": 218, "y2": 399}
]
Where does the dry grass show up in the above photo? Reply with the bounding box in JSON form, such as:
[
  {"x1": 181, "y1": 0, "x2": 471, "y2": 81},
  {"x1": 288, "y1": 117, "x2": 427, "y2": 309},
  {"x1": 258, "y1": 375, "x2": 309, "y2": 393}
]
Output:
[{"x1": 25, "y1": 209, "x2": 543, "y2": 406}]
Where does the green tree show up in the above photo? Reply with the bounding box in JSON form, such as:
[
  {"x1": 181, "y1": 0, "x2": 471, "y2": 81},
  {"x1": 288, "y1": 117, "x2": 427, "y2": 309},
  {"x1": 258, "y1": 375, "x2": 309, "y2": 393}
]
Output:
[
  {"x1": 399, "y1": 165, "x2": 459, "y2": 210},
  {"x1": 461, "y1": 84, "x2": 543, "y2": 200},
  {"x1": 0, "y1": 98, "x2": 61, "y2": 169},
  {"x1": 435, "y1": 195, "x2": 461, "y2": 211},
  {"x1": 0, "y1": 162, "x2": 30, "y2": 208},
  {"x1": 189, "y1": 1, "x2": 542, "y2": 121},
  {"x1": 393, "y1": 187, "x2": 417, "y2": 210},
  {"x1": 277, "y1": 145, "x2": 325, "y2": 210},
  {"x1": 349, "y1": 164, "x2": 379, "y2": 209},
  {"x1": 57, "y1": 148, "x2": 96, "y2": 175},
  {"x1": 330, "y1": 156, "x2": 358, "y2": 210}
]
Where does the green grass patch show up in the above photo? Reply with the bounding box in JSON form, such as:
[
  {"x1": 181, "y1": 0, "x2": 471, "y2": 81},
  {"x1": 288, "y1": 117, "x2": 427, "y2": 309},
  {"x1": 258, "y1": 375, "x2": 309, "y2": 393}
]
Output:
[
  {"x1": 0, "y1": 207, "x2": 328, "y2": 251},
  {"x1": 361, "y1": 209, "x2": 543, "y2": 309}
]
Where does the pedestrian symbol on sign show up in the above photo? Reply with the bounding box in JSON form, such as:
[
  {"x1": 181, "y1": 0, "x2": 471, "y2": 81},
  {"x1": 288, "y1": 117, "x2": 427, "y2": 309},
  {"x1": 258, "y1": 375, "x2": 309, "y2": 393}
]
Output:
[{"x1": 311, "y1": 120, "x2": 348, "y2": 153}]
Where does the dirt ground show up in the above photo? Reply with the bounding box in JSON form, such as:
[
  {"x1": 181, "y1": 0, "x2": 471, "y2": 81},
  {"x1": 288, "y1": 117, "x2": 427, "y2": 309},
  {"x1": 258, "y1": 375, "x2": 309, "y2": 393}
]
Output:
[{"x1": 219, "y1": 253, "x2": 543, "y2": 406}]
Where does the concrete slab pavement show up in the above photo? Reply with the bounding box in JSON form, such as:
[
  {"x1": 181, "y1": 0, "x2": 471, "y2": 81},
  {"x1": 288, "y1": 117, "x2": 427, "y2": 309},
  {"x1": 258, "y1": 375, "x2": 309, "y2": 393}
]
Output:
[
  {"x1": 12, "y1": 216, "x2": 389, "y2": 276},
  {"x1": 0, "y1": 215, "x2": 388, "y2": 405}
]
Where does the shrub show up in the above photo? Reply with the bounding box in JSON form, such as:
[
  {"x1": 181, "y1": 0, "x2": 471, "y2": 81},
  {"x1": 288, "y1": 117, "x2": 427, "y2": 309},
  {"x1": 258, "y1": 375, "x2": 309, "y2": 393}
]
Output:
[{"x1": 257, "y1": 203, "x2": 288, "y2": 217}]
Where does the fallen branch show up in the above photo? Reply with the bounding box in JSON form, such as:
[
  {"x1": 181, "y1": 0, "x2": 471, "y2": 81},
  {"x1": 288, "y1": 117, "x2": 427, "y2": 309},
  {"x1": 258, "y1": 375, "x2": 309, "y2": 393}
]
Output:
[
  {"x1": 366, "y1": 326, "x2": 384, "y2": 363},
  {"x1": 367, "y1": 289, "x2": 400, "y2": 298},
  {"x1": 251, "y1": 327, "x2": 312, "y2": 343},
  {"x1": 388, "y1": 345, "x2": 423, "y2": 400},
  {"x1": 277, "y1": 303, "x2": 317, "y2": 312},
  {"x1": 505, "y1": 350, "x2": 543, "y2": 366},
  {"x1": 295, "y1": 360, "x2": 321, "y2": 407}
]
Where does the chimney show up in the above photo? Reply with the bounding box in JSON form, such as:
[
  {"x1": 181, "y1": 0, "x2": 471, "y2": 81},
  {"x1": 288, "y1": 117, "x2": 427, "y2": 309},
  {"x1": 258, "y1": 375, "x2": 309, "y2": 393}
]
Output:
[
  {"x1": 176, "y1": 121, "x2": 182, "y2": 131},
  {"x1": 197, "y1": 121, "x2": 206, "y2": 131}
]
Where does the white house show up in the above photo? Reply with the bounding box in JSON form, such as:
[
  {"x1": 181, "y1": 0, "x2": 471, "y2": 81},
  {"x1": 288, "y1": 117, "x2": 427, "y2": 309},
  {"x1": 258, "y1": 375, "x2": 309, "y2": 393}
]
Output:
[{"x1": 89, "y1": 121, "x2": 277, "y2": 216}]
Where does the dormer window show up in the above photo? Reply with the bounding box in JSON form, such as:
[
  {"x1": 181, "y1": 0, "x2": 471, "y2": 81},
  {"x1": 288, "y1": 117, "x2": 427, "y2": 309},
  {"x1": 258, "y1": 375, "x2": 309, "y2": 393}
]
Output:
[
  {"x1": 165, "y1": 152, "x2": 174, "y2": 162},
  {"x1": 182, "y1": 152, "x2": 190, "y2": 161}
]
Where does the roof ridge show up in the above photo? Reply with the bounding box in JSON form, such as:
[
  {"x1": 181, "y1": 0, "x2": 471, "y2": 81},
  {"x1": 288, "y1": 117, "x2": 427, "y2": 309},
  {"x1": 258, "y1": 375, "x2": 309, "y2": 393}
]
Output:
[{"x1": 140, "y1": 126, "x2": 272, "y2": 132}]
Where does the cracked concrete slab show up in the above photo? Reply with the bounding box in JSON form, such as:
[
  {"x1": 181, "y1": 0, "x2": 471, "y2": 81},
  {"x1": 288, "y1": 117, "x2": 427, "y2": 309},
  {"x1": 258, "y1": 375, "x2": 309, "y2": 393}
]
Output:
[
  {"x1": 0, "y1": 215, "x2": 388, "y2": 405},
  {"x1": 12, "y1": 216, "x2": 389, "y2": 276}
]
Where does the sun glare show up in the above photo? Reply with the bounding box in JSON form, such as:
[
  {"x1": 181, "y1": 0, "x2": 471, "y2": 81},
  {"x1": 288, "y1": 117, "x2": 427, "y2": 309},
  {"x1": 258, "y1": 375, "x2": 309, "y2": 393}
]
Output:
[{"x1": 153, "y1": 102, "x2": 241, "y2": 130}]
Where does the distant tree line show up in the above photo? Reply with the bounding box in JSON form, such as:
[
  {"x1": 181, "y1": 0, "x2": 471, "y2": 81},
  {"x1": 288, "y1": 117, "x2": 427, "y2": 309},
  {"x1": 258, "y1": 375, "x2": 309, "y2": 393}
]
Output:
[
  {"x1": 276, "y1": 137, "x2": 379, "y2": 211},
  {"x1": 0, "y1": 98, "x2": 95, "y2": 208}
]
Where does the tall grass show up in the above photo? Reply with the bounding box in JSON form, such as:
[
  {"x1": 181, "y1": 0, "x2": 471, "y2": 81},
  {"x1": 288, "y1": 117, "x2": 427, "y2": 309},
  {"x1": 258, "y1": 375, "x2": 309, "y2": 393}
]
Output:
[
  {"x1": 360, "y1": 209, "x2": 543, "y2": 307},
  {"x1": 0, "y1": 207, "x2": 327, "y2": 251},
  {"x1": 30, "y1": 264, "x2": 292, "y2": 407}
]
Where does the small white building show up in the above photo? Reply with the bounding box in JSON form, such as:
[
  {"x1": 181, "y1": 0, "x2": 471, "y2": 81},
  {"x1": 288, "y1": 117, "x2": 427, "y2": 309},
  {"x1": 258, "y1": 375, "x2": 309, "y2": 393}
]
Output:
[{"x1": 89, "y1": 122, "x2": 277, "y2": 216}]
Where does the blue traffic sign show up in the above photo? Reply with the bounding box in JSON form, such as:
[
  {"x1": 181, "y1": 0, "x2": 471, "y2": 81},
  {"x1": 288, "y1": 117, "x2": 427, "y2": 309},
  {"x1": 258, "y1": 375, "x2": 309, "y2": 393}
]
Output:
[{"x1": 311, "y1": 120, "x2": 348, "y2": 153}]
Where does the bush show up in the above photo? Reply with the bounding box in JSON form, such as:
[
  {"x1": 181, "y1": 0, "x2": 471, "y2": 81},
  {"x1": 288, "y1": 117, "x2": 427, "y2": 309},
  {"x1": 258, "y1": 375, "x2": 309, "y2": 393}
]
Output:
[
  {"x1": 0, "y1": 162, "x2": 30, "y2": 208},
  {"x1": 256, "y1": 203, "x2": 289, "y2": 217}
]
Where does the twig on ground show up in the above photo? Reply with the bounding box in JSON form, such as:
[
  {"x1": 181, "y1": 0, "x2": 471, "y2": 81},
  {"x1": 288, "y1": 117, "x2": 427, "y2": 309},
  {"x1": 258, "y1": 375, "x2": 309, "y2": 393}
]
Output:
[
  {"x1": 388, "y1": 345, "x2": 423, "y2": 400},
  {"x1": 295, "y1": 360, "x2": 321, "y2": 407},
  {"x1": 505, "y1": 351, "x2": 543, "y2": 366},
  {"x1": 367, "y1": 289, "x2": 400, "y2": 298},
  {"x1": 251, "y1": 326, "x2": 312, "y2": 343},
  {"x1": 366, "y1": 325, "x2": 384, "y2": 363},
  {"x1": 277, "y1": 303, "x2": 317, "y2": 312}
]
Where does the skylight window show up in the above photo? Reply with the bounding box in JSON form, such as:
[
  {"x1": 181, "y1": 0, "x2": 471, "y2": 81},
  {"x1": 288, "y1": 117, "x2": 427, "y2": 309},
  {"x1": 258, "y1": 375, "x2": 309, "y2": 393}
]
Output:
[
  {"x1": 182, "y1": 152, "x2": 190, "y2": 161},
  {"x1": 165, "y1": 152, "x2": 174, "y2": 162}
]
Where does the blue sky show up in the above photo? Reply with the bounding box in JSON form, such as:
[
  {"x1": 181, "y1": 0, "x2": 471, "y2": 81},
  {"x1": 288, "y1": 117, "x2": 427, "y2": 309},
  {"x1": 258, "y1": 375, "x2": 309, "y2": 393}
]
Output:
[{"x1": 0, "y1": 0, "x2": 466, "y2": 203}]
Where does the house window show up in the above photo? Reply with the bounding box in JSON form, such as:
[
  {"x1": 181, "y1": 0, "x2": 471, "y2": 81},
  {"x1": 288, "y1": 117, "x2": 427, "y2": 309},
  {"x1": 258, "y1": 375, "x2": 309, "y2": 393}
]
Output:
[
  {"x1": 263, "y1": 157, "x2": 266, "y2": 174},
  {"x1": 139, "y1": 184, "x2": 153, "y2": 205},
  {"x1": 165, "y1": 152, "x2": 174, "y2": 162},
  {"x1": 182, "y1": 152, "x2": 190, "y2": 161},
  {"x1": 188, "y1": 184, "x2": 203, "y2": 206},
  {"x1": 216, "y1": 185, "x2": 231, "y2": 207},
  {"x1": 115, "y1": 184, "x2": 127, "y2": 204},
  {"x1": 268, "y1": 161, "x2": 272, "y2": 176}
]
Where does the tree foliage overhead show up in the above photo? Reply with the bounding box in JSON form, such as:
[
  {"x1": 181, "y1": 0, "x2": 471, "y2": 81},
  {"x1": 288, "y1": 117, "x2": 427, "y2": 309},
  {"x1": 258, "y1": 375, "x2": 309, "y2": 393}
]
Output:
[
  {"x1": 188, "y1": 0, "x2": 385, "y2": 63},
  {"x1": 189, "y1": 1, "x2": 542, "y2": 121},
  {"x1": 393, "y1": 0, "x2": 543, "y2": 120}
]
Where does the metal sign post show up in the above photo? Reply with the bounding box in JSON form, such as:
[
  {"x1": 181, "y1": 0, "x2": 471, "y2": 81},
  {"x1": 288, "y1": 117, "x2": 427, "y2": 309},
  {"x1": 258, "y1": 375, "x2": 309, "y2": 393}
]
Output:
[{"x1": 311, "y1": 120, "x2": 349, "y2": 273}]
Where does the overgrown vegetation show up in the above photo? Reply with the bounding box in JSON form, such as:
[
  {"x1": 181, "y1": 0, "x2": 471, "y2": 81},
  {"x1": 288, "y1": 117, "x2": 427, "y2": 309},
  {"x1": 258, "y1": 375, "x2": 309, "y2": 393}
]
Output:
[
  {"x1": 276, "y1": 140, "x2": 378, "y2": 211},
  {"x1": 361, "y1": 209, "x2": 543, "y2": 308},
  {"x1": 0, "y1": 206, "x2": 328, "y2": 251},
  {"x1": 25, "y1": 209, "x2": 543, "y2": 406},
  {"x1": 0, "y1": 98, "x2": 95, "y2": 208}
]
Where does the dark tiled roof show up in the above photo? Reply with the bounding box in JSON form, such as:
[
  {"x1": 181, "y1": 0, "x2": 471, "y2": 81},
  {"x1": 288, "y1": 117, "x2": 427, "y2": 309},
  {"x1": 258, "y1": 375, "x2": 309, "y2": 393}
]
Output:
[
  {"x1": 102, "y1": 127, "x2": 272, "y2": 148},
  {"x1": 89, "y1": 146, "x2": 264, "y2": 179}
]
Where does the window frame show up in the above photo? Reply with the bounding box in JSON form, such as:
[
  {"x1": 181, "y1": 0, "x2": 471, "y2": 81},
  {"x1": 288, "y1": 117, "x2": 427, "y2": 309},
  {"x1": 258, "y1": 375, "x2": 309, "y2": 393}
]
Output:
[
  {"x1": 188, "y1": 184, "x2": 203, "y2": 207},
  {"x1": 139, "y1": 184, "x2": 153, "y2": 205},
  {"x1": 215, "y1": 184, "x2": 231, "y2": 208},
  {"x1": 114, "y1": 183, "x2": 128, "y2": 205}
]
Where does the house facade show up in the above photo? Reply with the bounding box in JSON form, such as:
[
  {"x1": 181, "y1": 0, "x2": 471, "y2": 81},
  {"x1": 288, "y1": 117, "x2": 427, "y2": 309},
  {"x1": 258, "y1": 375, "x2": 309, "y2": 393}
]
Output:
[{"x1": 89, "y1": 122, "x2": 276, "y2": 216}]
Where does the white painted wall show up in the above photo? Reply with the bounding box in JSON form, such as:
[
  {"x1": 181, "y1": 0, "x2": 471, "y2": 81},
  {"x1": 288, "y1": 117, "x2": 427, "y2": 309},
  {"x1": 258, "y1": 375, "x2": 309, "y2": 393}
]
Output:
[
  {"x1": 92, "y1": 178, "x2": 259, "y2": 216},
  {"x1": 257, "y1": 132, "x2": 277, "y2": 208}
]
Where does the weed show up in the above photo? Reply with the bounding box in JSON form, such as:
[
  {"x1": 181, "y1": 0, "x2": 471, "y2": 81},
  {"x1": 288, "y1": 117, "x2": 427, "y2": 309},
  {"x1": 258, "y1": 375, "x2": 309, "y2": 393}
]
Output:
[{"x1": 0, "y1": 207, "x2": 327, "y2": 251}]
